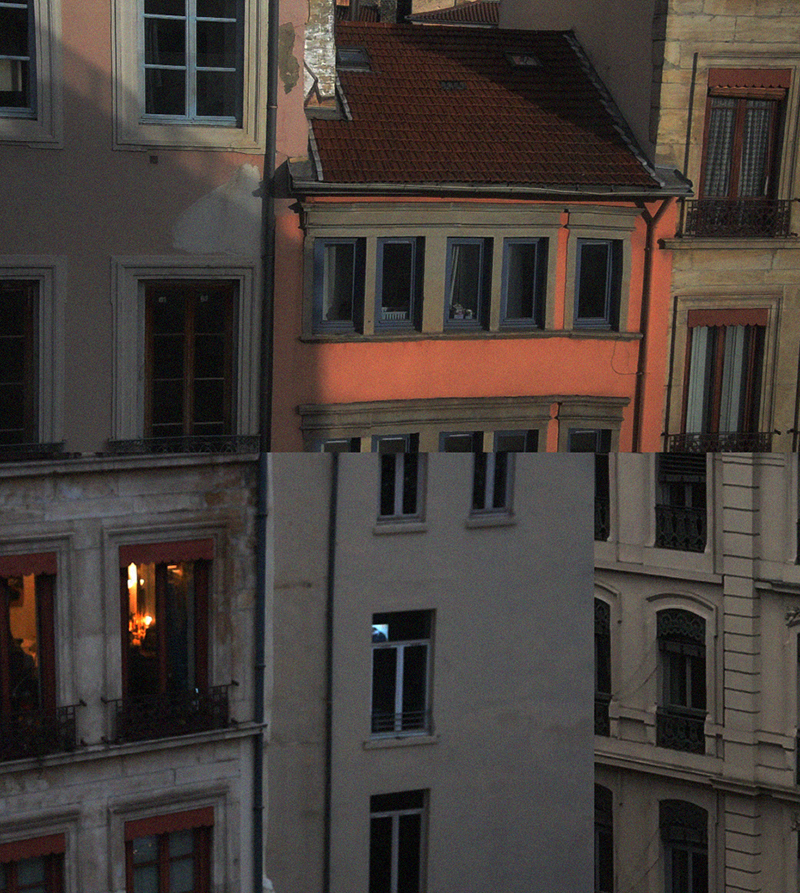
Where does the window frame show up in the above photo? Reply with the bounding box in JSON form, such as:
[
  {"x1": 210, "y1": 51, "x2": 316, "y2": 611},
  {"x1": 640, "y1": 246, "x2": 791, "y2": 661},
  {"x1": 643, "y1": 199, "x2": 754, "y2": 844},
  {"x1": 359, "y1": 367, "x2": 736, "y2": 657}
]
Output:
[
  {"x1": 369, "y1": 790, "x2": 427, "y2": 893},
  {"x1": 654, "y1": 454, "x2": 707, "y2": 553},
  {"x1": 371, "y1": 611, "x2": 432, "y2": 738},
  {"x1": 312, "y1": 237, "x2": 366, "y2": 334},
  {"x1": 500, "y1": 237, "x2": 547, "y2": 328},
  {"x1": 0, "y1": 834, "x2": 65, "y2": 893},
  {"x1": 111, "y1": 0, "x2": 265, "y2": 151},
  {"x1": 444, "y1": 237, "x2": 491, "y2": 329},
  {"x1": 0, "y1": 280, "x2": 37, "y2": 446},
  {"x1": 375, "y1": 237, "x2": 423, "y2": 331},
  {"x1": 471, "y1": 452, "x2": 513, "y2": 514},
  {"x1": 660, "y1": 801, "x2": 708, "y2": 893},
  {"x1": 573, "y1": 239, "x2": 622, "y2": 330},
  {"x1": 0, "y1": 0, "x2": 61, "y2": 146},
  {"x1": 374, "y1": 434, "x2": 423, "y2": 521}
]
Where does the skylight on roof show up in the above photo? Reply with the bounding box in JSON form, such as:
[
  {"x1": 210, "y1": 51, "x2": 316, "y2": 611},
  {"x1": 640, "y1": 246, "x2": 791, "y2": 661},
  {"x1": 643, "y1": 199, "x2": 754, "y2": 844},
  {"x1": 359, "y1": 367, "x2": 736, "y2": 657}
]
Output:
[
  {"x1": 506, "y1": 52, "x2": 540, "y2": 68},
  {"x1": 337, "y1": 47, "x2": 371, "y2": 71}
]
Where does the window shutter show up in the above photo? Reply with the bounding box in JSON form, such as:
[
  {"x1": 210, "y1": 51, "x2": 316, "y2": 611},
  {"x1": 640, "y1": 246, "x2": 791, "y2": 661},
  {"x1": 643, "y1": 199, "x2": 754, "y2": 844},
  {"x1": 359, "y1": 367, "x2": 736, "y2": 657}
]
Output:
[
  {"x1": 124, "y1": 806, "x2": 214, "y2": 841},
  {"x1": 687, "y1": 308, "x2": 768, "y2": 328},
  {"x1": 0, "y1": 552, "x2": 57, "y2": 576},
  {"x1": 0, "y1": 833, "x2": 66, "y2": 863}
]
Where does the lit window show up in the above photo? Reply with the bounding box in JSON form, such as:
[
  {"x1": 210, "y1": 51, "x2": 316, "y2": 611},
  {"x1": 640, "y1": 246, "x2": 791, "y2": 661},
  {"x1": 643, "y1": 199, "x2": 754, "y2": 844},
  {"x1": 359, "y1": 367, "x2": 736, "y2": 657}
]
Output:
[
  {"x1": 660, "y1": 801, "x2": 708, "y2": 893},
  {"x1": 445, "y1": 238, "x2": 490, "y2": 327},
  {"x1": 376, "y1": 238, "x2": 423, "y2": 329},
  {"x1": 145, "y1": 281, "x2": 236, "y2": 442},
  {"x1": 656, "y1": 609, "x2": 706, "y2": 754},
  {"x1": 142, "y1": 0, "x2": 242, "y2": 123},
  {"x1": 369, "y1": 790, "x2": 426, "y2": 893},
  {"x1": 0, "y1": 1, "x2": 34, "y2": 114},
  {"x1": 501, "y1": 238, "x2": 547, "y2": 327},
  {"x1": 374, "y1": 435, "x2": 421, "y2": 520},
  {"x1": 0, "y1": 834, "x2": 65, "y2": 893},
  {"x1": 313, "y1": 238, "x2": 366, "y2": 332},
  {"x1": 125, "y1": 809, "x2": 212, "y2": 893},
  {"x1": 574, "y1": 240, "x2": 621, "y2": 329},
  {"x1": 371, "y1": 611, "x2": 431, "y2": 736}
]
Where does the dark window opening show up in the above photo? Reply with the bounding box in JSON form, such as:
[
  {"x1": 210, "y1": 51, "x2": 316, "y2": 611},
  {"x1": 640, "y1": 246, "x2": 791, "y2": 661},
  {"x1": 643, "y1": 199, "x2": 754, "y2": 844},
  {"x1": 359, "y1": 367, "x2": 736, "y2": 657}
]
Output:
[
  {"x1": 595, "y1": 785, "x2": 613, "y2": 893},
  {"x1": 595, "y1": 600, "x2": 611, "y2": 737},
  {"x1": 657, "y1": 610, "x2": 707, "y2": 754},
  {"x1": 575, "y1": 240, "x2": 621, "y2": 330},
  {"x1": 445, "y1": 238, "x2": 491, "y2": 327},
  {"x1": 502, "y1": 239, "x2": 547, "y2": 327},
  {"x1": 313, "y1": 238, "x2": 366, "y2": 332},
  {"x1": 660, "y1": 801, "x2": 708, "y2": 893},
  {"x1": 0, "y1": 1, "x2": 34, "y2": 112},
  {"x1": 376, "y1": 238, "x2": 423, "y2": 329},
  {"x1": 0, "y1": 281, "x2": 36, "y2": 447},
  {"x1": 375, "y1": 435, "x2": 420, "y2": 519},
  {"x1": 369, "y1": 790, "x2": 425, "y2": 893},
  {"x1": 655, "y1": 454, "x2": 707, "y2": 552}
]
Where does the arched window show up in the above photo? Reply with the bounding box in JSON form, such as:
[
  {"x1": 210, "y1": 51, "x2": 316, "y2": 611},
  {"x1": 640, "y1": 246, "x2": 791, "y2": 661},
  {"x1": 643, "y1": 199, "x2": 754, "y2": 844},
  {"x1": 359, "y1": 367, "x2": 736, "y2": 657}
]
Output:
[
  {"x1": 656, "y1": 609, "x2": 707, "y2": 754},
  {"x1": 660, "y1": 800, "x2": 708, "y2": 893}
]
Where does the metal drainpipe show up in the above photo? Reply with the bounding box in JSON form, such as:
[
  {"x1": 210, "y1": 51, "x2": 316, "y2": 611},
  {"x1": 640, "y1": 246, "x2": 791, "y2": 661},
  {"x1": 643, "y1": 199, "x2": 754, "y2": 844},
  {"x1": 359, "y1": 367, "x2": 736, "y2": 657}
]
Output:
[
  {"x1": 323, "y1": 453, "x2": 338, "y2": 893},
  {"x1": 632, "y1": 197, "x2": 673, "y2": 452},
  {"x1": 254, "y1": 0, "x2": 280, "y2": 884}
]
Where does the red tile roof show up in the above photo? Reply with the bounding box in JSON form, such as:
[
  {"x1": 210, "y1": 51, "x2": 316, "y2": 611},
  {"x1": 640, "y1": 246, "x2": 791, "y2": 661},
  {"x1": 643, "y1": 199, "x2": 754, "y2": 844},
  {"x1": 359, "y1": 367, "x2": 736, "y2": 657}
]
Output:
[
  {"x1": 407, "y1": 1, "x2": 499, "y2": 26},
  {"x1": 308, "y1": 24, "x2": 661, "y2": 191}
]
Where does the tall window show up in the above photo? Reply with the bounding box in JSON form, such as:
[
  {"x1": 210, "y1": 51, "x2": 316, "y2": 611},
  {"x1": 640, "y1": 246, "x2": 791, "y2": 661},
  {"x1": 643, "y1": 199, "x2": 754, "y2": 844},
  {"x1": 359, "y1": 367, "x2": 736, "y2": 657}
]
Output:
[
  {"x1": 568, "y1": 429, "x2": 611, "y2": 541},
  {"x1": 125, "y1": 808, "x2": 212, "y2": 893},
  {"x1": 313, "y1": 238, "x2": 365, "y2": 332},
  {"x1": 142, "y1": 0, "x2": 243, "y2": 123},
  {"x1": 0, "y1": 1, "x2": 34, "y2": 113},
  {"x1": 118, "y1": 541, "x2": 226, "y2": 742},
  {"x1": 595, "y1": 785, "x2": 613, "y2": 893},
  {"x1": 660, "y1": 801, "x2": 708, "y2": 893},
  {"x1": 574, "y1": 240, "x2": 621, "y2": 330},
  {"x1": 472, "y1": 452, "x2": 511, "y2": 513},
  {"x1": 0, "y1": 834, "x2": 65, "y2": 893},
  {"x1": 375, "y1": 435, "x2": 421, "y2": 520},
  {"x1": 595, "y1": 600, "x2": 611, "y2": 737},
  {"x1": 0, "y1": 282, "x2": 36, "y2": 446},
  {"x1": 0, "y1": 553, "x2": 61, "y2": 762},
  {"x1": 655, "y1": 455, "x2": 707, "y2": 553},
  {"x1": 501, "y1": 238, "x2": 547, "y2": 327},
  {"x1": 445, "y1": 238, "x2": 490, "y2": 327},
  {"x1": 682, "y1": 309, "x2": 766, "y2": 451},
  {"x1": 145, "y1": 281, "x2": 235, "y2": 442},
  {"x1": 657, "y1": 609, "x2": 706, "y2": 754},
  {"x1": 376, "y1": 238, "x2": 423, "y2": 330},
  {"x1": 371, "y1": 611, "x2": 431, "y2": 736},
  {"x1": 369, "y1": 790, "x2": 426, "y2": 893}
]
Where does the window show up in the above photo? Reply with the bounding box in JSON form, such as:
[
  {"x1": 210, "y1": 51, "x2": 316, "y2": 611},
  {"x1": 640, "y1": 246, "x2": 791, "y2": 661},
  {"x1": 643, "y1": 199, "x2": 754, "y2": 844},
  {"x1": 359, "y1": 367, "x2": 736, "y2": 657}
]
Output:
[
  {"x1": 494, "y1": 430, "x2": 538, "y2": 452},
  {"x1": 0, "y1": 553, "x2": 71, "y2": 762},
  {"x1": 656, "y1": 609, "x2": 706, "y2": 754},
  {"x1": 445, "y1": 238, "x2": 490, "y2": 327},
  {"x1": 655, "y1": 454, "x2": 707, "y2": 552},
  {"x1": 142, "y1": 0, "x2": 242, "y2": 123},
  {"x1": 118, "y1": 540, "x2": 228, "y2": 742},
  {"x1": 501, "y1": 238, "x2": 547, "y2": 327},
  {"x1": 660, "y1": 801, "x2": 708, "y2": 893},
  {"x1": 0, "y1": 834, "x2": 65, "y2": 893},
  {"x1": 371, "y1": 611, "x2": 431, "y2": 736},
  {"x1": 0, "y1": 281, "x2": 35, "y2": 447},
  {"x1": 375, "y1": 435, "x2": 421, "y2": 520},
  {"x1": 574, "y1": 240, "x2": 621, "y2": 329},
  {"x1": 313, "y1": 239, "x2": 365, "y2": 332},
  {"x1": 125, "y1": 808, "x2": 212, "y2": 893},
  {"x1": 316, "y1": 437, "x2": 361, "y2": 453},
  {"x1": 568, "y1": 429, "x2": 611, "y2": 541},
  {"x1": 145, "y1": 281, "x2": 235, "y2": 443},
  {"x1": 376, "y1": 239, "x2": 423, "y2": 330},
  {"x1": 439, "y1": 431, "x2": 481, "y2": 452},
  {"x1": 690, "y1": 68, "x2": 790, "y2": 237},
  {"x1": 595, "y1": 785, "x2": 613, "y2": 893},
  {"x1": 472, "y1": 452, "x2": 511, "y2": 513},
  {"x1": 681, "y1": 309, "x2": 767, "y2": 452},
  {"x1": 369, "y1": 790, "x2": 426, "y2": 893},
  {"x1": 595, "y1": 600, "x2": 610, "y2": 736},
  {"x1": 0, "y1": 1, "x2": 34, "y2": 114}
]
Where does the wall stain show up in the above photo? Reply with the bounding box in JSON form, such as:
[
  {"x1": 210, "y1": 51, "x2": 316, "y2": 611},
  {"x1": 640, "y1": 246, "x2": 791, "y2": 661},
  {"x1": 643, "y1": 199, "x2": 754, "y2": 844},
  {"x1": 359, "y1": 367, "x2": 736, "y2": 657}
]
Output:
[{"x1": 279, "y1": 23, "x2": 300, "y2": 94}]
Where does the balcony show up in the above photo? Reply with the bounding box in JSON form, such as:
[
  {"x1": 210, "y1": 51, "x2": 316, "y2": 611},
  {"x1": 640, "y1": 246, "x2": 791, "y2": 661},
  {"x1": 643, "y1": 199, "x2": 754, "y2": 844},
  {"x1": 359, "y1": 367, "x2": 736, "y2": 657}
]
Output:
[
  {"x1": 655, "y1": 504, "x2": 706, "y2": 552},
  {"x1": 110, "y1": 686, "x2": 231, "y2": 743},
  {"x1": 106, "y1": 435, "x2": 259, "y2": 456},
  {"x1": 656, "y1": 706, "x2": 705, "y2": 754},
  {"x1": 667, "y1": 432, "x2": 773, "y2": 453},
  {"x1": 595, "y1": 693, "x2": 610, "y2": 736},
  {"x1": 0, "y1": 705, "x2": 79, "y2": 762},
  {"x1": 683, "y1": 198, "x2": 793, "y2": 238},
  {"x1": 371, "y1": 709, "x2": 430, "y2": 736}
]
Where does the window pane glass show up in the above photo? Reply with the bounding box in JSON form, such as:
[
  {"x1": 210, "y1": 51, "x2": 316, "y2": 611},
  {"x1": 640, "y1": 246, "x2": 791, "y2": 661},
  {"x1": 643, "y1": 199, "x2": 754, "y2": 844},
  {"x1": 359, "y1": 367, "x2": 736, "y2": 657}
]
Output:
[
  {"x1": 472, "y1": 453, "x2": 487, "y2": 510},
  {"x1": 505, "y1": 242, "x2": 538, "y2": 319},
  {"x1": 372, "y1": 648, "x2": 397, "y2": 732},
  {"x1": 379, "y1": 242, "x2": 413, "y2": 322},
  {"x1": 133, "y1": 864, "x2": 160, "y2": 893},
  {"x1": 145, "y1": 68, "x2": 186, "y2": 116},
  {"x1": 17, "y1": 856, "x2": 45, "y2": 888},
  {"x1": 7, "y1": 574, "x2": 40, "y2": 710},
  {"x1": 369, "y1": 816, "x2": 393, "y2": 893},
  {"x1": 448, "y1": 243, "x2": 481, "y2": 320},
  {"x1": 144, "y1": 18, "x2": 186, "y2": 67},
  {"x1": 322, "y1": 243, "x2": 355, "y2": 323},
  {"x1": 132, "y1": 835, "x2": 159, "y2": 864},
  {"x1": 198, "y1": 0, "x2": 239, "y2": 16},
  {"x1": 165, "y1": 562, "x2": 196, "y2": 691},
  {"x1": 379, "y1": 454, "x2": 397, "y2": 517},
  {"x1": 196, "y1": 69, "x2": 237, "y2": 117},
  {"x1": 0, "y1": 7, "x2": 29, "y2": 58},
  {"x1": 397, "y1": 813, "x2": 422, "y2": 893},
  {"x1": 196, "y1": 21, "x2": 237, "y2": 69},
  {"x1": 402, "y1": 644, "x2": 427, "y2": 729},
  {"x1": 577, "y1": 242, "x2": 610, "y2": 320},
  {"x1": 703, "y1": 98, "x2": 736, "y2": 197},
  {"x1": 402, "y1": 454, "x2": 418, "y2": 516},
  {"x1": 145, "y1": 0, "x2": 186, "y2": 14},
  {"x1": 192, "y1": 379, "x2": 225, "y2": 424},
  {"x1": 492, "y1": 452, "x2": 508, "y2": 508},
  {"x1": 740, "y1": 100, "x2": 774, "y2": 197}
]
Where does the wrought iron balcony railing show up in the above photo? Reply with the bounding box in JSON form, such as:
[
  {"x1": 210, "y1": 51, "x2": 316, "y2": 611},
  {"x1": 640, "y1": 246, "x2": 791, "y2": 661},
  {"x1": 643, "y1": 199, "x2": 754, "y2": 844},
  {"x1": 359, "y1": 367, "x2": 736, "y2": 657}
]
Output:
[
  {"x1": 595, "y1": 693, "x2": 611, "y2": 737},
  {"x1": 595, "y1": 496, "x2": 610, "y2": 541},
  {"x1": 683, "y1": 198, "x2": 793, "y2": 238},
  {"x1": 110, "y1": 686, "x2": 231, "y2": 743},
  {"x1": 0, "y1": 442, "x2": 67, "y2": 463},
  {"x1": 106, "y1": 435, "x2": 259, "y2": 456},
  {"x1": 655, "y1": 504, "x2": 706, "y2": 552},
  {"x1": 667, "y1": 431, "x2": 773, "y2": 453},
  {"x1": 656, "y1": 706, "x2": 706, "y2": 754},
  {"x1": 371, "y1": 709, "x2": 430, "y2": 736},
  {"x1": 0, "y1": 704, "x2": 78, "y2": 762}
]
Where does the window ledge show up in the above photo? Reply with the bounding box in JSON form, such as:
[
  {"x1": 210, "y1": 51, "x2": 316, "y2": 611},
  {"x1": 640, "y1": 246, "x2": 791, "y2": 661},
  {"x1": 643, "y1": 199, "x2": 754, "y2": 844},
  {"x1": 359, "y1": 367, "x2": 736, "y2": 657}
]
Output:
[
  {"x1": 363, "y1": 733, "x2": 439, "y2": 750},
  {"x1": 300, "y1": 330, "x2": 641, "y2": 343},
  {"x1": 373, "y1": 520, "x2": 428, "y2": 535},
  {"x1": 465, "y1": 513, "x2": 516, "y2": 529},
  {"x1": 663, "y1": 236, "x2": 800, "y2": 250}
]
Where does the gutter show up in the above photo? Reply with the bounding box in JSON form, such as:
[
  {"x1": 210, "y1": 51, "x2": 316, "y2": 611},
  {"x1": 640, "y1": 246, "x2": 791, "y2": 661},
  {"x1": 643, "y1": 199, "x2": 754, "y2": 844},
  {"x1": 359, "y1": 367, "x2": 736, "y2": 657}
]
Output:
[{"x1": 254, "y1": 0, "x2": 280, "y2": 884}]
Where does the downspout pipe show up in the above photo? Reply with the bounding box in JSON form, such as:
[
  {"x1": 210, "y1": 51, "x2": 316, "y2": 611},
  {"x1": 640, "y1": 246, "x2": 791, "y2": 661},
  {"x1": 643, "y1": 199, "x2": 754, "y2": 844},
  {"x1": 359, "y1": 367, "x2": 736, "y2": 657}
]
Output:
[
  {"x1": 323, "y1": 454, "x2": 339, "y2": 893},
  {"x1": 254, "y1": 0, "x2": 280, "y2": 886},
  {"x1": 632, "y1": 197, "x2": 673, "y2": 452}
]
